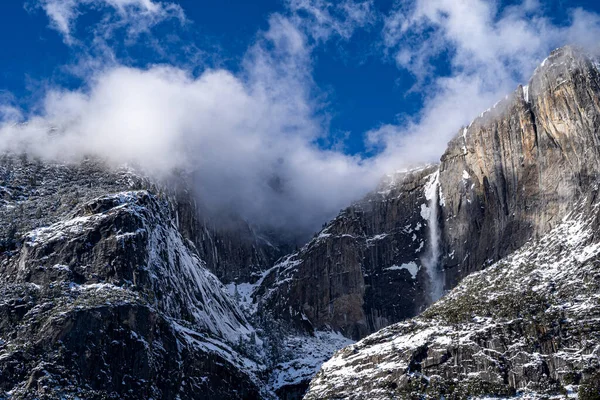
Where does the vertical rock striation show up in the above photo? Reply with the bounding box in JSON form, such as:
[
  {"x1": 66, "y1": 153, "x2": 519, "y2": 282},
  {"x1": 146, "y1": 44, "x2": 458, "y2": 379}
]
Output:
[{"x1": 438, "y1": 46, "x2": 600, "y2": 287}]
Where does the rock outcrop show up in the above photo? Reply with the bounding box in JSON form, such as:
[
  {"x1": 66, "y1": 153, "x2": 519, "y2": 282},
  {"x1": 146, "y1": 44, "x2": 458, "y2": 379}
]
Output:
[
  {"x1": 0, "y1": 156, "x2": 287, "y2": 286},
  {"x1": 0, "y1": 158, "x2": 281, "y2": 399}
]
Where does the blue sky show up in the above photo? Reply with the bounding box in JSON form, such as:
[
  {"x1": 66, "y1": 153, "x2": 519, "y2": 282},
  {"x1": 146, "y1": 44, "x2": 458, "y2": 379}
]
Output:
[
  {"x1": 0, "y1": 0, "x2": 399, "y2": 156},
  {"x1": 3, "y1": 0, "x2": 599, "y2": 157},
  {"x1": 2, "y1": 0, "x2": 600, "y2": 232}
]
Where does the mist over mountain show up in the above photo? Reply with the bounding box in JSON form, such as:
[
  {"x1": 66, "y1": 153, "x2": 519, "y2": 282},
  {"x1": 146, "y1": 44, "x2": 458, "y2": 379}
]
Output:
[{"x1": 3, "y1": 0, "x2": 600, "y2": 236}]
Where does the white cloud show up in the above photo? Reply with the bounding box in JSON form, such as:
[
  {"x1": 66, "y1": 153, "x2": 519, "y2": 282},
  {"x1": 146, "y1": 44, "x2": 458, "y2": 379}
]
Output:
[
  {"x1": 0, "y1": 9, "x2": 381, "y2": 235},
  {"x1": 288, "y1": 0, "x2": 375, "y2": 42},
  {"x1": 8, "y1": 0, "x2": 600, "y2": 235},
  {"x1": 35, "y1": 0, "x2": 185, "y2": 44}
]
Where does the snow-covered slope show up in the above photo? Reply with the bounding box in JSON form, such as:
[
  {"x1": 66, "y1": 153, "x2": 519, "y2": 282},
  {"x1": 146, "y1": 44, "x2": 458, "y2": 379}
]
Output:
[
  {"x1": 226, "y1": 268, "x2": 356, "y2": 398},
  {"x1": 0, "y1": 162, "x2": 273, "y2": 398},
  {"x1": 305, "y1": 195, "x2": 600, "y2": 399}
]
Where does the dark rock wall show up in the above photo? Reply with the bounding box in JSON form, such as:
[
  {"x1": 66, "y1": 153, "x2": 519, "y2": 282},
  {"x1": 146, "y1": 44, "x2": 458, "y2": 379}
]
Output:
[
  {"x1": 173, "y1": 193, "x2": 288, "y2": 284},
  {"x1": 0, "y1": 159, "x2": 280, "y2": 399},
  {"x1": 439, "y1": 46, "x2": 600, "y2": 286},
  {"x1": 256, "y1": 166, "x2": 436, "y2": 340}
]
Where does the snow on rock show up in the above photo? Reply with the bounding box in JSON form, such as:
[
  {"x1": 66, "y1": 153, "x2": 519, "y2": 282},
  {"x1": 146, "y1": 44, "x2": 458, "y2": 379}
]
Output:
[
  {"x1": 1, "y1": 187, "x2": 272, "y2": 398},
  {"x1": 268, "y1": 331, "x2": 354, "y2": 393},
  {"x1": 19, "y1": 191, "x2": 256, "y2": 345},
  {"x1": 384, "y1": 262, "x2": 419, "y2": 279},
  {"x1": 420, "y1": 203, "x2": 431, "y2": 220},
  {"x1": 305, "y1": 196, "x2": 600, "y2": 399},
  {"x1": 146, "y1": 214, "x2": 255, "y2": 344}
]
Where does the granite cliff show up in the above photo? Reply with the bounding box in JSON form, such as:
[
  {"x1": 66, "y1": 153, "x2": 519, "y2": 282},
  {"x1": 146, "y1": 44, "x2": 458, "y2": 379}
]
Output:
[
  {"x1": 254, "y1": 45, "x2": 600, "y2": 342},
  {"x1": 302, "y1": 45, "x2": 600, "y2": 398}
]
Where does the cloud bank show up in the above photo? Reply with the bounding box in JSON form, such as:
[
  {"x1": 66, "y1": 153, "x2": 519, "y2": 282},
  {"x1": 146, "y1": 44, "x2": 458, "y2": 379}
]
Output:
[
  {"x1": 3, "y1": 0, "x2": 600, "y2": 235},
  {"x1": 5, "y1": 0, "x2": 380, "y2": 235}
]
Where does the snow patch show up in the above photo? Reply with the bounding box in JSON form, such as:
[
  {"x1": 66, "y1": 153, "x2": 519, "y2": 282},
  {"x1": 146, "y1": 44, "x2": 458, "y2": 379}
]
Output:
[
  {"x1": 268, "y1": 331, "x2": 353, "y2": 392},
  {"x1": 384, "y1": 262, "x2": 419, "y2": 279},
  {"x1": 420, "y1": 203, "x2": 430, "y2": 220}
]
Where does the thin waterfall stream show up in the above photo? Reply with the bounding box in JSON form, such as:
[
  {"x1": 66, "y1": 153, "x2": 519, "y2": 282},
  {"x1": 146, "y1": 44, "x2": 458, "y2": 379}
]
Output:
[{"x1": 421, "y1": 170, "x2": 445, "y2": 303}]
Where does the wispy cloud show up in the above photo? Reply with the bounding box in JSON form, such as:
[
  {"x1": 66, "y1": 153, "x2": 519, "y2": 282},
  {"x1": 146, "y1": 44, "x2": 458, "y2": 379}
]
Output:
[
  {"x1": 287, "y1": 0, "x2": 375, "y2": 41},
  {"x1": 34, "y1": 0, "x2": 185, "y2": 45}
]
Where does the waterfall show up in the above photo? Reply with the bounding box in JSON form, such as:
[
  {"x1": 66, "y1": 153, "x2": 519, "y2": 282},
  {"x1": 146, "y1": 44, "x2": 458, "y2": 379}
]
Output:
[{"x1": 421, "y1": 170, "x2": 445, "y2": 303}]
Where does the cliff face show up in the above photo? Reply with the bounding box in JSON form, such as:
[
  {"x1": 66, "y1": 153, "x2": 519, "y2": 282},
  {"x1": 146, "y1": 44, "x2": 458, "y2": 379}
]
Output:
[
  {"x1": 439, "y1": 46, "x2": 600, "y2": 286},
  {"x1": 255, "y1": 166, "x2": 437, "y2": 340},
  {"x1": 255, "y1": 46, "x2": 600, "y2": 344},
  {"x1": 174, "y1": 190, "x2": 290, "y2": 284},
  {"x1": 303, "y1": 46, "x2": 600, "y2": 399},
  {"x1": 0, "y1": 156, "x2": 287, "y2": 287}
]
